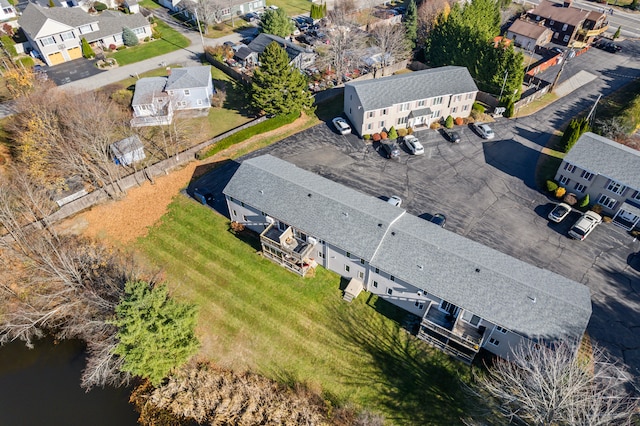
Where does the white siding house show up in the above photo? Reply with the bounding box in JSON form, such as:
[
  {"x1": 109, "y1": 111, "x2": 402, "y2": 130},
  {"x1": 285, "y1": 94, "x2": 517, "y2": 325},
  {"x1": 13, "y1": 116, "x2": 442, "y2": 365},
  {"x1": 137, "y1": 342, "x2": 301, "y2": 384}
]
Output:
[{"x1": 223, "y1": 155, "x2": 592, "y2": 363}]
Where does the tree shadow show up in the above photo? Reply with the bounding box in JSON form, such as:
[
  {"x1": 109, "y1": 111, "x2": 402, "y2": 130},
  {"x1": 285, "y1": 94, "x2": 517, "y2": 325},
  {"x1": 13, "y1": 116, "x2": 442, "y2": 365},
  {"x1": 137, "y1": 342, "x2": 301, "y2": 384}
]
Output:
[{"x1": 222, "y1": 80, "x2": 255, "y2": 117}]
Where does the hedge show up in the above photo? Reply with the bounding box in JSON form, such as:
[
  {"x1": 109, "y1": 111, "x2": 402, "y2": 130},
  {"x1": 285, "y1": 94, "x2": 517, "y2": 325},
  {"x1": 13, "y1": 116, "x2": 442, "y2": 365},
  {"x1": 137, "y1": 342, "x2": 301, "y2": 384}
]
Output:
[{"x1": 198, "y1": 112, "x2": 299, "y2": 159}]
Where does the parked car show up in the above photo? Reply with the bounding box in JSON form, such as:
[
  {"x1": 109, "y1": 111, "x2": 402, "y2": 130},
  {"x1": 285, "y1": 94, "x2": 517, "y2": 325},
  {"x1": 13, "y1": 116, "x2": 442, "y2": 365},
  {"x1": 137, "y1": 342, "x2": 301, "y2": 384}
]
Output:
[
  {"x1": 332, "y1": 117, "x2": 351, "y2": 135},
  {"x1": 380, "y1": 142, "x2": 400, "y2": 159},
  {"x1": 443, "y1": 129, "x2": 461, "y2": 143},
  {"x1": 550, "y1": 47, "x2": 564, "y2": 55},
  {"x1": 430, "y1": 213, "x2": 446, "y2": 228},
  {"x1": 568, "y1": 211, "x2": 602, "y2": 241},
  {"x1": 548, "y1": 203, "x2": 572, "y2": 223},
  {"x1": 473, "y1": 123, "x2": 495, "y2": 139},
  {"x1": 387, "y1": 195, "x2": 402, "y2": 207},
  {"x1": 243, "y1": 12, "x2": 259, "y2": 22},
  {"x1": 403, "y1": 135, "x2": 424, "y2": 155}
]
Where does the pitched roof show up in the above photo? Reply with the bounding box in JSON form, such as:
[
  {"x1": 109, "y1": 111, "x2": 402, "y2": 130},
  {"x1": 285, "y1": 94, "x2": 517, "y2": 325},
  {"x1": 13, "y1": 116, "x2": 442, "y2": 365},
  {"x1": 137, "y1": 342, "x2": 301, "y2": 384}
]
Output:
[
  {"x1": 18, "y1": 3, "x2": 148, "y2": 41},
  {"x1": 111, "y1": 135, "x2": 143, "y2": 155},
  {"x1": 372, "y1": 214, "x2": 591, "y2": 339},
  {"x1": 508, "y1": 19, "x2": 551, "y2": 39},
  {"x1": 529, "y1": 0, "x2": 589, "y2": 26},
  {"x1": 345, "y1": 66, "x2": 478, "y2": 111},
  {"x1": 223, "y1": 155, "x2": 405, "y2": 260},
  {"x1": 564, "y1": 132, "x2": 640, "y2": 190},
  {"x1": 165, "y1": 66, "x2": 212, "y2": 91},
  {"x1": 247, "y1": 33, "x2": 308, "y2": 63},
  {"x1": 131, "y1": 77, "x2": 168, "y2": 106},
  {"x1": 224, "y1": 154, "x2": 592, "y2": 340}
]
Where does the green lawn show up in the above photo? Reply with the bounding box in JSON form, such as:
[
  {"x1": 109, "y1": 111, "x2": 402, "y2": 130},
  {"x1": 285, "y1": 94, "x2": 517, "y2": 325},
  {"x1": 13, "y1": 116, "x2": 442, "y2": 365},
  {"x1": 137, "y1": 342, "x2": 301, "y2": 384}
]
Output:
[
  {"x1": 138, "y1": 0, "x2": 161, "y2": 9},
  {"x1": 108, "y1": 21, "x2": 190, "y2": 66},
  {"x1": 269, "y1": 0, "x2": 313, "y2": 16},
  {"x1": 136, "y1": 196, "x2": 476, "y2": 425}
]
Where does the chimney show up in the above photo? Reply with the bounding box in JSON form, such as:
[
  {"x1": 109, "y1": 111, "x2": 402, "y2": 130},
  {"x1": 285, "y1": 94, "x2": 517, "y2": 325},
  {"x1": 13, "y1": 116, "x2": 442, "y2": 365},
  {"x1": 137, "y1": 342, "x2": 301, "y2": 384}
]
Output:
[{"x1": 563, "y1": 0, "x2": 573, "y2": 7}]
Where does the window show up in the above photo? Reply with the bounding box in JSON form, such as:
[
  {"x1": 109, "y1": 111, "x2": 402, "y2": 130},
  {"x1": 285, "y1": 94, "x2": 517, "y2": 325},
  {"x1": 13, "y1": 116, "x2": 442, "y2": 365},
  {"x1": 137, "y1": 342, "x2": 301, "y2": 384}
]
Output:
[
  {"x1": 466, "y1": 93, "x2": 474, "y2": 100},
  {"x1": 562, "y1": 23, "x2": 568, "y2": 31},
  {"x1": 496, "y1": 326, "x2": 507, "y2": 333},
  {"x1": 417, "y1": 100, "x2": 425, "y2": 107},
  {"x1": 387, "y1": 288, "x2": 393, "y2": 295},
  {"x1": 559, "y1": 175, "x2": 570, "y2": 185},
  {"x1": 241, "y1": 202, "x2": 245, "y2": 207},
  {"x1": 197, "y1": 99, "x2": 203, "y2": 105},
  {"x1": 574, "y1": 182, "x2": 586, "y2": 193},
  {"x1": 368, "y1": 111, "x2": 375, "y2": 118},
  {"x1": 177, "y1": 101, "x2": 187, "y2": 107},
  {"x1": 462, "y1": 105, "x2": 469, "y2": 111},
  {"x1": 373, "y1": 281, "x2": 378, "y2": 288},
  {"x1": 184, "y1": 89, "x2": 190, "y2": 96},
  {"x1": 133, "y1": 27, "x2": 145, "y2": 35},
  {"x1": 379, "y1": 121, "x2": 385, "y2": 128},
  {"x1": 607, "y1": 181, "x2": 626, "y2": 195},
  {"x1": 360, "y1": 259, "x2": 365, "y2": 265},
  {"x1": 415, "y1": 301, "x2": 425, "y2": 310},
  {"x1": 242, "y1": 215, "x2": 247, "y2": 221},
  {"x1": 564, "y1": 163, "x2": 576, "y2": 173},
  {"x1": 581, "y1": 170, "x2": 594, "y2": 181},
  {"x1": 232, "y1": 210, "x2": 237, "y2": 216},
  {"x1": 358, "y1": 271, "x2": 364, "y2": 279},
  {"x1": 79, "y1": 24, "x2": 93, "y2": 34},
  {"x1": 469, "y1": 315, "x2": 480, "y2": 326},
  {"x1": 563, "y1": 35, "x2": 570, "y2": 43},
  {"x1": 375, "y1": 268, "x2": 379, "y2": 274},
  {"x1": 632, "y1": 191, "x2": 640, "y2": 201},
  {"x1": 220, "y1": 7, "x2": 230, "y2": 15},
  {"x1": 489, "y1": 338, "x2": 500, "y2": 346},
  {"x1": 381, "y1": 108, "x2": 388, "y2": 115},
  {"x1": 40, "y1": 36, "x2": 55, "y2": 46},
  {"x1": 399, "y1": 102, "x2": 410, "y2": 112},
  {"x1": 367, "y1": 123, "x2": 373, "y2": 130},
  {"x1": 451, "y1": 107, "x2": 458, "y2": 114},
  {"x1": 433, "y1": 96, "x2": 443, "y2": 105},
  {"x1": 346, "y1": 252, "x2": 351, "y2": 258},
  {"x1": 318, "y1": 251, "x2": 324, "y2": 258},
  {"x1": 345, "y1": 265, "x2": 350, "y2": 272},
  {"x1": 397, "y1": 116, "x2": 408, "y2": 125},
  {"x1": 390, "y1": 275, "x2": 395, "y2": 282},
  {"x1": 431, "y1": 110, "x2": 441, "y2": 119},
  {"x1": 60, "y1": 31, "x2": 74, "y2": 41},
  {"x1": 598, "y1": 195, "x2": 617, "y2": 209}
]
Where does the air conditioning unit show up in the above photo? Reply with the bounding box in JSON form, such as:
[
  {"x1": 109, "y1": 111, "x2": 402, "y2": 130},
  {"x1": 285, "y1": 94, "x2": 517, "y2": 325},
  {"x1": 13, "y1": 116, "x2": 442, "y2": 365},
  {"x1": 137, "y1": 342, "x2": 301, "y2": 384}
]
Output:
[
  {"x1": 417, "y1": 290, "x2": 422, "y2": 297},
  {"x1": 265, "y1": 216, "x2": 275, "y2": 224},
  {"x1": 308, "y1": 237, "x2": 318, "y2": 245}
]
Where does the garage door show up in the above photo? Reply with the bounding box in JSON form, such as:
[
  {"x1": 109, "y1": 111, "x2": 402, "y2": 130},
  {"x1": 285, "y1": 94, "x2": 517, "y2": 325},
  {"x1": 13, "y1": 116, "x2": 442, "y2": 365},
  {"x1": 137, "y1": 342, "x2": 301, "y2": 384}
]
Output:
[
  {"x1": 67, "y1": 47, "x2": 82, "y2": 60},
  {"x1": 47, "y1": 52, "x2": 64, "y2": 65}
]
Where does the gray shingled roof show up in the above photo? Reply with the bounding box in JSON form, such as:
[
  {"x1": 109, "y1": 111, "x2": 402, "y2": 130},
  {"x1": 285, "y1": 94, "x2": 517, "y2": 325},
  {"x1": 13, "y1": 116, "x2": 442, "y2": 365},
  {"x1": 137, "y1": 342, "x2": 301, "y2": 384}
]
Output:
[
  {"x1": 18, "y1": 3, "x2": 147, "y2": 42},
  {"x1": 223, "y1": 155, "x2": 405, "y2": 260},
  {"x1": 564, "y1": 132, "x2": 640, "y2": 190},
  {"x1": 372, "y1": 214, "x2": 591, "y2": 339},
  {"x1": 345, "y1": 66, "x2": 478, "y2": 111},
  {"x1": 247, "y1": 33, "x2": 307, "y2": 63},
  {"x1": 111, "y1": 135, "x2": 143, "y2": 155},
  {"x1": 166, "y1": 66, "x2": 212, "y2": 91},
  {"x1": 131, "y1": 77, "x2": 168, "y2": 106},
  {"x1": 223, "y1": 154, "x2": 592, "y2": 340}
]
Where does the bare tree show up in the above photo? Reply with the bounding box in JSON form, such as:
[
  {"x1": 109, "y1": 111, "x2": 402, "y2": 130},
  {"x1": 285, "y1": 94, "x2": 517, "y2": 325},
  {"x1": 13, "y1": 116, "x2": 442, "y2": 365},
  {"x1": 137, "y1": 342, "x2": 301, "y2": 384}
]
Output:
[
  {"x1": 369, "y1": 24, "x2": 411, "y2": 71},
  {"x1": 187, "y1": 0, "x2": 226, "y2": 30},
  {"x1": 417, "y1": 0, "x2": 451, "y2": 48},
  {"x1": 473, "y1": 340, "x2": 639, "y2": 425},
  {"x1": 316, "y1": 25, "x2": 368, "y2": 85}
]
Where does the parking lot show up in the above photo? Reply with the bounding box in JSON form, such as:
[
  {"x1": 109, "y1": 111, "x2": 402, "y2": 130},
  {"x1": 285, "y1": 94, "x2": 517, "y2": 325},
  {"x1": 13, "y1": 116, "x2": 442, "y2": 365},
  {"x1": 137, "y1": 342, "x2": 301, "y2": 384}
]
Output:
[{"x1": 204, "y1": 120, "x2": 640, "y2": 374}]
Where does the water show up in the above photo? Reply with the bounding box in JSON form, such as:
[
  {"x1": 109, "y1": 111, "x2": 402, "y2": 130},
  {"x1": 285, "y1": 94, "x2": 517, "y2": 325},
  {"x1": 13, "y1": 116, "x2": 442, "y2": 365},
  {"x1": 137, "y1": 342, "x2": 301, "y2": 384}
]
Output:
[{"x1": 0, "y1": 339, "x2": 138, "y2": 426}]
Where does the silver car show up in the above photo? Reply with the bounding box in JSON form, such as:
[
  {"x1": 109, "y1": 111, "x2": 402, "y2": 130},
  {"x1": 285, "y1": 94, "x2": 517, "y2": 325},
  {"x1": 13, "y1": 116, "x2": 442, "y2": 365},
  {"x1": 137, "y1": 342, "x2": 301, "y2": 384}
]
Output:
[
  {"x1": 474, "y1": 123, "x2": 495, "y2": 139},
  {"x1": 403, "y1": 135, "x2": 424, "y2": 155},
  {"x1": 568, "y1": 211, "x2": 602, "y2": 241}
]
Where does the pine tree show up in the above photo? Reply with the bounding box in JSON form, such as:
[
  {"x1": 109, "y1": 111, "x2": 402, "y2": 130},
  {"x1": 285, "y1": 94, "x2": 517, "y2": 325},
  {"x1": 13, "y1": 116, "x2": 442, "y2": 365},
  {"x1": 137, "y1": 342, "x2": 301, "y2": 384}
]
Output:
[
  {"x1": 404, "y1": 0, "x2": 418, "y2": 49},
  {"x1": 251, "y1": 42, "x2": 314, "y2": 116},
  {"x1": 81, "y1": 37, "x2": 95, "y2": 58},
  {"x1": 111, "y1": 281, "x2": 199, "y2": 386},
  {"x1": 613, "y1": 26, "x2": 621, "y2": 39},
  {"x1": 260, "y1": 8, "x2": 296, "y2": 38},
  {"x1": 122, "y1": 27, "x2": 139, "y2": 46},
  {"x1": 388, "y1": 126, "x2": 398, "y2": 139}
]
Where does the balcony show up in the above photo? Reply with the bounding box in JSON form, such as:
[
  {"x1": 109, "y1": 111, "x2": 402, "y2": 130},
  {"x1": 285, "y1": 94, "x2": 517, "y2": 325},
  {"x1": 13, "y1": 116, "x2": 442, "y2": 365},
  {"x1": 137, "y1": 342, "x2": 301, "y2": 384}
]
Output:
[
  {"x1": 417, "y1": 304, "x2": 484, "y2": 363},
  {"x1": 578, "y1": 24, "x2": 609, "y2": 38},
  {"x1": 260, "y1": 223, "x2": 317, "y2": 276}
]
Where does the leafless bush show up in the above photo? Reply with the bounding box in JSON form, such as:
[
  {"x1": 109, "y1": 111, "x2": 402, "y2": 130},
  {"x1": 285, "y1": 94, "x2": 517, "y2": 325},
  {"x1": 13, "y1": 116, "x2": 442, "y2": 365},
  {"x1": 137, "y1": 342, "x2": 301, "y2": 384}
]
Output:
[{"x1": 211, "y1": 84, "x2": 227, "y2": 108}]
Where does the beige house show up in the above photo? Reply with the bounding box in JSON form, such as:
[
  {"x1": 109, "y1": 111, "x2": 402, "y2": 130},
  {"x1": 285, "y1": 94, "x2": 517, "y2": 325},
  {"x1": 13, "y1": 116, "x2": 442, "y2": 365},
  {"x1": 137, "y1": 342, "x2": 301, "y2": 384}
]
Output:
[
  {"x1": 506, "y1": 19, "x2": 553, "y2": 50},
  {"x1": 224, "y1": 155, "x2": 592, "y2": 363},
  {"x1": 343, "y1": 66, "x2": 478, "y2": 137},
  {"x1": 555, "y1": 132, "x2": 640, "y2": 231}
]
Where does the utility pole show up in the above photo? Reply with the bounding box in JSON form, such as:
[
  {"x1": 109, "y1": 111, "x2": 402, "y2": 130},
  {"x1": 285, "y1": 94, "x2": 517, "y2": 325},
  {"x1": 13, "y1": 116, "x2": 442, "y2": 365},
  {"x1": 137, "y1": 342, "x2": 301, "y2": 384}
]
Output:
[
  {"x1": 551, "y1": 51, "x2": 569, "y2": 93},
  {"x1": 586, "y1": 94, "x2": 602, "y2": 126},
  {"x1": 498, "y1": 70, "x2": 509, "y2": 101},
  {"x1": 194, "y1": 8, "x2": 206, "y2": 52}
]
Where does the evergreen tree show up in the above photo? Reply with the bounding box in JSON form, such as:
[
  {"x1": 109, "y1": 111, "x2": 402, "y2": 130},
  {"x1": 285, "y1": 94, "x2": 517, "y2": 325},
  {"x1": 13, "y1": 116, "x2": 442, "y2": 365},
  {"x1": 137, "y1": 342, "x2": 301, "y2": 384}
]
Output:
[
  {"x1": 111, "y1": 281, "x2": 199, "y2": 386},
  {"x1": 81, "y1": 37, "x2": 95, "y2": 58},
  {"x1": 613, "y1": 26, "x2": 621, "y2": 39},
  {"x1": 260, "y1": 8, "x2": 296, "y2": 38},
  {"x1": 404, "y1": 0, "x2": 418, "y2": 49},
  {"x1": 48, "y1": 0, "x2": 55, "y2": 7},
  {"x1": 445, "y1": 115, "x2": 454, "y2": 128},
  {"x1": 122, "y1": 27, "x2": 139, "y2": 46},
  {"x1": 632, "y1": 0, "x2": 639, "y2": 10},
  {"x1": 388, "y1": 126, "x2": 398, "y2": 139},
  {"x1": 251, "y1": 42, "x2": 314, "y2": 116}
]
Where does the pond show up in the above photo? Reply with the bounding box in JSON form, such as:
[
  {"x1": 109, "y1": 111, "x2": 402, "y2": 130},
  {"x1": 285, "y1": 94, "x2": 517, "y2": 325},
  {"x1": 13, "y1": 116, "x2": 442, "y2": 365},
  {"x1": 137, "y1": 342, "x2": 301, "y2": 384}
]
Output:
[{"x1": 0, "y1": 339, "x2": 138, "y2": 425}]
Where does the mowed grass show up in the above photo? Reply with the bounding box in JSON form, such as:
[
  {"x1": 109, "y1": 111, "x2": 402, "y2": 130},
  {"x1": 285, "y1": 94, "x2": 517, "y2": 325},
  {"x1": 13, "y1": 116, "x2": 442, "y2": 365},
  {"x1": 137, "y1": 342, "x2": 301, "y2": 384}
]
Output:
[
  {"x1": 269, "y1": 0, "x2": 313, "y2": 15},
  {"x1": 108, "y1": 21, "x2": 190, "y2": 66},
  {"x1": 137, "y1": 196, "x2": 474, "y2": 425}
]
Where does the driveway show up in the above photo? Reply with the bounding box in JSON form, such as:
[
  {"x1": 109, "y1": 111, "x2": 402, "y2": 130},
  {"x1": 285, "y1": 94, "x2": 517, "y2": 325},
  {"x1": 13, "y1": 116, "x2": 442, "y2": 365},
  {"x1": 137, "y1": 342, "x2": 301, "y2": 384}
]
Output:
[
  {"x1": 197, "y1": 117, "x2": 640, "y2": 376},
  {"x1": 45, "y1": 58, "x2": 107, "y2": 86}
]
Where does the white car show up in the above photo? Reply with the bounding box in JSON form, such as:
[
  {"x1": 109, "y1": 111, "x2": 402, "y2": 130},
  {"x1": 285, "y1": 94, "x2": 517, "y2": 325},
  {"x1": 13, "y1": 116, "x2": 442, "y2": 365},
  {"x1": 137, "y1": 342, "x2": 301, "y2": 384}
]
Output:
[
  {"x1": 403, "y1": 135, "x2": 424, "y2": 155},
  {"x1": 387, "y1": 196, "x2": 402, "y2": 207},
  {"x1": 332, "y1": 117, "x2": 351, "y2": 135},
  {"x1": 548, "y1": 203, "x2": 571, "y2": 223},
  {"x1": 474, "y1": 123, "x2": 495, "y2": 140},
  {"x1": 568, "y1": 211, "x2": 602, "y2": 241}
]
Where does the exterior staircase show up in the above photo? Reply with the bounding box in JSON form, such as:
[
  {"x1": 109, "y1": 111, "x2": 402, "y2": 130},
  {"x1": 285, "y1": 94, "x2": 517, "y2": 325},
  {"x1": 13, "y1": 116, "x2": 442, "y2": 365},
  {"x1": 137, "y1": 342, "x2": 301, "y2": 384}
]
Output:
[{"x1": 343, "y1": 278, "x2": 363, "y2": 302}]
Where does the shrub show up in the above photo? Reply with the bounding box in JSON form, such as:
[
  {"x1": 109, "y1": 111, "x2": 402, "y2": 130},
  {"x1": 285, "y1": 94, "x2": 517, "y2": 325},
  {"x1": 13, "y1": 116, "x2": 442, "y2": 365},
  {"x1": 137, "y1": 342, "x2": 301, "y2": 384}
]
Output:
[
  {"x1": 430, "y1": 122, "x2": 440, "y2": 130},
  {"x1": 123, "y1": 27, "x2": 139, "y2": 46},
  {"x1": 561, "y1": 118, "x2": 589, "y2": 153},
  {"x1": 144, "y1": 37, "x2": 150, "y2": 42},
  {"x1": 94, "y1": 1, "x2": 107, "y2": 11},
  {"x1": 407, "y1": 127, "x2": 414, "y2": 135},
  {"x1": 108, "y1": 43, "x2": 117, "y2": 51},
  {"x1": 445, "y1": 115, "x2": 454, "y2": 129},
  {"x1": 455, "y1": 117, "x2": 464, "y2": 126},
  {"x1": 591, "y1": 204, "x2": 603, "y2": 214},
  {"x1": 397, "y1": 128, "x2": 407, "y2": 137},
  {"x1": 579, "y1": 194, "x2": 589, "y2": 208},
  {"x1": 603, "y1": 216, "x2": 612, "y2": 223},
  {"x1": 363, "y1": 134, "x2": 371, "y2": 140},
  {"x1": 472, "y1": 102, "x2": 486, "y2": 113},
  {"x1": 81, "y1": 37, "x2": 95, "y2": 58},
  {"x1": 372, "y1": 133, "x2": 381, "y2": 142},
  {"x1": 110, "y1": 89, "x2": 133, "y2": 107},
  {"x1": 555, "y1": 187, "x2": 566, "y2": 198},
  {"x1": 546, "y1": 180, "x2": 558, "y2": 192},
  {"x1": 152, "y1": 28, "x2": 161, "y2": 39},
  {"x1": 380, "y1": 131, "x2": 388, "y2": 139},
  {"x1": 388, "y1": 126, "x2": 398, "y2": 140},
  {"x1": 210, "y1": 87, "x2": 226, "y2": 108},
  {"x1": 0, "y1": 36, "x2": 17, "y2": 57},
  {"x1": 116, "y1": 45, "x2": 127, "y2": 50},
  {"x1": 505, "y1": 99, "x2": 515, "y2": 118}
]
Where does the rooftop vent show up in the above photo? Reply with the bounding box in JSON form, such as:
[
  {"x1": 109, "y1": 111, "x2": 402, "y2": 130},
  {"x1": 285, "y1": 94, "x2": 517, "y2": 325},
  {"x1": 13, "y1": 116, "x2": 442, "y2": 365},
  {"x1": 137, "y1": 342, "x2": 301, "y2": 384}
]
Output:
[
  {"x1": 259, "y1": 190, "x2": 264, "y2": 194},
  {"x1": 528, "y1": 296, "x2": 537, "y2": 303},
  {"x1": 343, "y1": 212, "x2": 349, "y2": 217},
  {"x1": 391, "y1": 231, "x2": 396, "y2": 236},
  {"x1": 308, "y1": 193, "x2": 312, "y2": 197},
  {"x1": 418, "y1": 265, "x2": 424, "y2": 270},
  {"x1": 378, "y1": 223, "x2": 383, "y2": 227},
  {"x1": 475, "y1": 268, "x2": 481, "y2": 273}
]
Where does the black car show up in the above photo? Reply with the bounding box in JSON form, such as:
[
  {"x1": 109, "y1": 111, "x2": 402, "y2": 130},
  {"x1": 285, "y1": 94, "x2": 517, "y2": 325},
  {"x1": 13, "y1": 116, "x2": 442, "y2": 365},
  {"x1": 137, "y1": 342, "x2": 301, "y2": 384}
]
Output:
[
  {"x1": 430, "y1": 213, "x2": 446, "y2": 228},
  {"x1": 243, "y1": 12, "x2": 259, "y2": 22},
  {"x1": 380, "y1": 142, "x2": 400, "y2": 159},
  {"x1": 443, "y1": 129, "x2": 461, "y2": 143}
]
